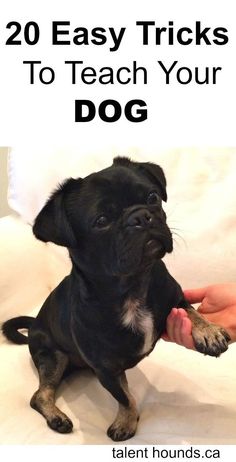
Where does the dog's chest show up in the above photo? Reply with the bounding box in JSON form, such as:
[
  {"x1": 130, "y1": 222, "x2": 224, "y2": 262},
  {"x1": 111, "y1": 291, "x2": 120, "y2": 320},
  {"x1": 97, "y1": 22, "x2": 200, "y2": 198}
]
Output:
[{"x1": 121, "y1": 298, "x2": 154, "y2": 355}]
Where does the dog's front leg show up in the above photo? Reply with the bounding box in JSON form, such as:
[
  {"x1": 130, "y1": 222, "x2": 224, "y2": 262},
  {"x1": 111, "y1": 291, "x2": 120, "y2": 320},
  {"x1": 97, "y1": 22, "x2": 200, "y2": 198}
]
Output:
[
  {"x1": 96, "y1": 370, "x2": 139, "y2": 441},
  {"x1": 183, "y1": 304, "x2": 230, "y2": 357}
]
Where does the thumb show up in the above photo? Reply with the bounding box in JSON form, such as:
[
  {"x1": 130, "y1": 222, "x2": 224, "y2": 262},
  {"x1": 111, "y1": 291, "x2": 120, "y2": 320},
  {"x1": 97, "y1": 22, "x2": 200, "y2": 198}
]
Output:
[{"x1": 184, "y1": 287, "x2": 208, "y2": 304}]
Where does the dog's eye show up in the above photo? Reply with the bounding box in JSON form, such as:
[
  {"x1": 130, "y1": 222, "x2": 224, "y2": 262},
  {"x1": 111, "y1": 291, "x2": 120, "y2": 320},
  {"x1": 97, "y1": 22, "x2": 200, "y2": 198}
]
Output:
[
  {"x1": 94, "y1": 215, "x2": 109, "y2": 229},
  {"x1": 147, "y1": 191, "x2": 160, "y2": 205}
]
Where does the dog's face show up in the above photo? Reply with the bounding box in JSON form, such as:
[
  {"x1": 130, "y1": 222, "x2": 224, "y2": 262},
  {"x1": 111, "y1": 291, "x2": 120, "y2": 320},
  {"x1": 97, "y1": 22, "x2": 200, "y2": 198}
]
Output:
[{"x1": 33, "y1": 157, "x2": 173, "y2": 277}]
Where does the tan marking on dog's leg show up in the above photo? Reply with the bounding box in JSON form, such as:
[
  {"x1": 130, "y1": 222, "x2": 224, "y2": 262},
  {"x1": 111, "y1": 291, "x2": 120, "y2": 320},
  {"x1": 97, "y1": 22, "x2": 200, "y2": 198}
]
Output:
[
  {"x1": 30, "y1": 385, "x2": 73, "y2": 434},
  {"x1": 30, "y1": 350, "x2": 73, "y2": 433},
  {"x1": 107, "y1": 374, "x2": 139, "y2": 441}
]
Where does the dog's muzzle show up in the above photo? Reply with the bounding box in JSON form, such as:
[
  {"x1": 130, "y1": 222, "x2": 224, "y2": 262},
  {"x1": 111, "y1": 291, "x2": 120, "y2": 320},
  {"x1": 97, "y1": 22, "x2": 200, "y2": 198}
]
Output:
[
  {"x1": 125, "y1": 206, "x2": 173, "y2": 256},
  {"x1": 126, "y1": 208, "x2": 153, "y2": 228}
]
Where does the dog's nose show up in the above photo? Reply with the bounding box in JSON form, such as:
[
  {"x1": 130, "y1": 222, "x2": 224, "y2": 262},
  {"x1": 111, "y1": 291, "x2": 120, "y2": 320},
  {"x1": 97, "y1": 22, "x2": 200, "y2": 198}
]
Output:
[{"x1": 127, "y1": 209, "x2": 153, "y2": 228}]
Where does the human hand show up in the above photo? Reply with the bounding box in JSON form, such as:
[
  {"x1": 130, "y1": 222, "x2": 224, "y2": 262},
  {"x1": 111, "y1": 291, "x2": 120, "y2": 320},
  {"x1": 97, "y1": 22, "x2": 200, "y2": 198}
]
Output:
[
  {"x1": 162, "y1": 284, "x2": 236, "y2": 348},
  {"x1": 161, "y1": 307, "x2": 195, "y2": 349}
]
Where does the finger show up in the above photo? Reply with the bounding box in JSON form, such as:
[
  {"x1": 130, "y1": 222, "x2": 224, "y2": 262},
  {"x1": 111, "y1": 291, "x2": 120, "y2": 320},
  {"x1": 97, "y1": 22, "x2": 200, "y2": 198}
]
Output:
[
  {"x1": 161, "y1": 332, "x2": 171, "y2": 342},
  {"x1": 177, "y1": 308, "x2": 189, "y2": 318},
  {"x1": 184, "y1": 287, "x2": 208, "y2": 304},
  {"x1": 167, "y1": 308, "x2": 186, "y2": 344},
  {"x1": 164, "y1": 308, "x2": 178, "y2": 342},
  {"x1": 180, "y1": 317, "x2": 195, "y2": 350},
  {"x1": 165, "y1": 308, "x2": 195, "y2": 349},
  {"x1": 162, "y1": 309, "x2": 189, "y2": 344},
  {"x1": 169, "y1": 309, "x2": 194, "y2": 349},
  {"x1": 172, "y1": 310, "x2": 186, "y2": 345}
]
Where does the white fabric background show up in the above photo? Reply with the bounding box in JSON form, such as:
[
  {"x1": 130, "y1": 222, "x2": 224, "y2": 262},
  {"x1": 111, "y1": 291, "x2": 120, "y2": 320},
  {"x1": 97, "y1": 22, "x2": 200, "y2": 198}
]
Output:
[
  {"x1": 8, "y1": 147, "x2": 236, "y2": 287},
  {"x1": 1, "y1": 147, "x2": 236, "y2": 444}
]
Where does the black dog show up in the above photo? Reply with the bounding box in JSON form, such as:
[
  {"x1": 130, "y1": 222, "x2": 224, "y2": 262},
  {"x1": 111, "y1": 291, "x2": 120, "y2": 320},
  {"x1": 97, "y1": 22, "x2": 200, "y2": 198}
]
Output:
[{"x1": 2, "y1": 157, "x2": 230, "y2": 441}]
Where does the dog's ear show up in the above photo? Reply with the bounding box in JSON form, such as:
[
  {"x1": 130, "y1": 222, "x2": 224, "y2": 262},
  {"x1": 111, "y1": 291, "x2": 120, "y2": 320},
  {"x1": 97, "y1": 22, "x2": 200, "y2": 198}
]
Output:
[
  {"x1": 113, "y1": 156, "x2": 132, "y2": 168},
  {"x1": 33, "y1": 178, "x2": 82, "y2": 247},
  {"x1": 136, "y1": 161, "x2": 167, "y2": 202},
  {"x1": 113, "y1": 157, "x2": 167, "y2": 201}
]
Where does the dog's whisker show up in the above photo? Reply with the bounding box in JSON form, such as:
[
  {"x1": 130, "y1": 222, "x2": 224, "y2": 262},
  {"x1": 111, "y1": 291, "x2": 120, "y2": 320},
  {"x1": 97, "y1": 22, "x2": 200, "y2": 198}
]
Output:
[
  {"x1": 171, "y1": 230, "x2": 188, "y2": 250},
  {"x1": 172, "y1": 238, "x2": 185, "y2": 251}
]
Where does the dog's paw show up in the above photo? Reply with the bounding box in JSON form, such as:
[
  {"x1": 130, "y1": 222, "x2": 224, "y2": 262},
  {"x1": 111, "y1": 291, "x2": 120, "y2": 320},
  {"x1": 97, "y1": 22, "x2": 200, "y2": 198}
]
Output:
[
  {"x1": 192, "y1": 323, "x2": 231, "y2": 357},
  {"x1": 107, "y1": 414, "x2": 139, "y2": 441},
  {"x1": 107, "y1": 422, "x2": 136, "y2": 442},
  {"x1": 47, "y1": 415, "x2": 73, "y2": 434}
]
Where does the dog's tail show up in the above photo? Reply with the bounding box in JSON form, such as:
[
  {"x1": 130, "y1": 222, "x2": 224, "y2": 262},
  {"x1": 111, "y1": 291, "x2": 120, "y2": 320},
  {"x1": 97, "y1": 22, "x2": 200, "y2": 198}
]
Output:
[{"x1": 1, "y1": 316, "x2": 34, "y2": 345}]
